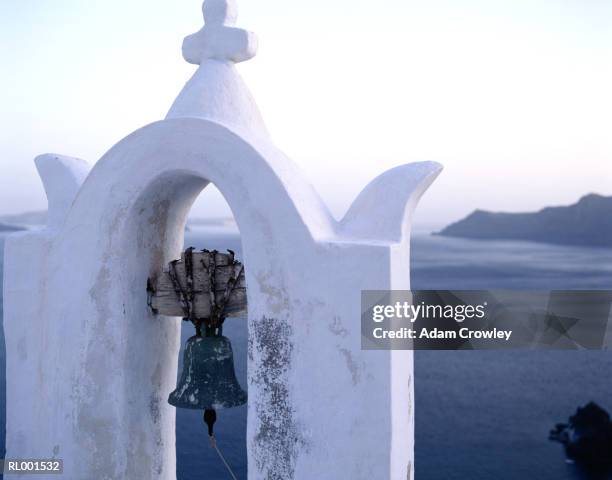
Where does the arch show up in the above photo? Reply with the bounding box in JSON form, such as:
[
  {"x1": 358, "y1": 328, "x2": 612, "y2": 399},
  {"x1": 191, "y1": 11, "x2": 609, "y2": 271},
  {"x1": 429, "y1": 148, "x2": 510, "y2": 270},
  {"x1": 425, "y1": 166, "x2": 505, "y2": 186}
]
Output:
[
  {"x1": 43, "y1": 118, "x2": 334, "y2": 478},
  {"x1": 64, "y1": 117, "x2": 336, "y2": 253},
  {"x1": 11, "y1": 116, "x2": 441, "y2": 478}
]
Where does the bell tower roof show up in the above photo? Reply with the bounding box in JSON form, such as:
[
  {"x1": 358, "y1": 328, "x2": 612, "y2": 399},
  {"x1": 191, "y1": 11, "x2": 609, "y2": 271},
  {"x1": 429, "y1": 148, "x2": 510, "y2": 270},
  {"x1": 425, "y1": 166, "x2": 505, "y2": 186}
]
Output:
[{"x1": 166, "y1": 0, "x2": 269, "y2": 139}]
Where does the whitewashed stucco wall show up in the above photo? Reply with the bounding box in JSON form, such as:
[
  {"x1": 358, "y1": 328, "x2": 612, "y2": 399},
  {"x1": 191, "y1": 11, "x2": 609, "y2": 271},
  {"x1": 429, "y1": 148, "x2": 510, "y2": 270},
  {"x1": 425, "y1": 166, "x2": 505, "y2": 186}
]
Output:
[{"x1": 2, "y1": 1, "x2": 441, "y2": 478}]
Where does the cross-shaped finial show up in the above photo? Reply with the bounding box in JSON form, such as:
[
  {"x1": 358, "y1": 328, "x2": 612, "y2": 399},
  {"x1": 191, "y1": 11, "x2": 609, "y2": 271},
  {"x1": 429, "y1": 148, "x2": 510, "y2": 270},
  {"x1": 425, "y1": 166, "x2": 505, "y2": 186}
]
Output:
[
  {"x1": 203, "y1": 0, "x2": 238, "y2": 26},
  {"x1": 182, "y1": 0, "x2": 257, "y2": 65}
]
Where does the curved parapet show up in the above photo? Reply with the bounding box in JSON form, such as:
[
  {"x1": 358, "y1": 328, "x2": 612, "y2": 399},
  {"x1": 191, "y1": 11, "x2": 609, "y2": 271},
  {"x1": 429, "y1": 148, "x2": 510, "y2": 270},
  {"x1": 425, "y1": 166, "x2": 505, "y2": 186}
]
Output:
[
  {"x1": 62, "y1": 117, "x2": 335, "y2": 259},
  {"x1": 339, "y1": 161, "x2": 442, "y2": 243},
  {"x1": 34, "y1": 153, "x2": 91, "y2": 230}
]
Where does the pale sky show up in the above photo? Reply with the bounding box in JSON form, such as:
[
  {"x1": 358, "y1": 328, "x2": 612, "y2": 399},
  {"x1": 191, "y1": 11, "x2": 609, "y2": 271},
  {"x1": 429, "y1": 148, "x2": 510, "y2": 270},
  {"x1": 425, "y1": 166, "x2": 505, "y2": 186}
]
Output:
[{"x1": 1, "y1": 0, "x2": 610, "y2": 228}]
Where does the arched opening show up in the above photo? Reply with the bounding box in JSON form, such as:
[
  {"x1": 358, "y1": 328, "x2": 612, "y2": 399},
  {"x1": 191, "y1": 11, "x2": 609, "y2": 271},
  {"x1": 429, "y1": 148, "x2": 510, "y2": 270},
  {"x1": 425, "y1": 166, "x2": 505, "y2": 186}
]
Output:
[
  {"x1": 113, "y1": 166, "x2": 252, "y2": 479},
  {"x1": 176, "y1": 185, "x2": 247, "y2": 479},
  {"x1": 119, "y1": 170, "x2": 251, "y2": 479},
  {"x1": 50, "y1": 118, "x2": 329, "y2": 478}
]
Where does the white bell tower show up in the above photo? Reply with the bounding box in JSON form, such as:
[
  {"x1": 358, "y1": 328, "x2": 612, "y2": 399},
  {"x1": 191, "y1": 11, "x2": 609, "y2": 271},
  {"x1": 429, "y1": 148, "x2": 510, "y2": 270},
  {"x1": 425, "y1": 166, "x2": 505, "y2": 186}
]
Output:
[{"x1": 3, "y1": 1, "x2": 441, "y2": 478}]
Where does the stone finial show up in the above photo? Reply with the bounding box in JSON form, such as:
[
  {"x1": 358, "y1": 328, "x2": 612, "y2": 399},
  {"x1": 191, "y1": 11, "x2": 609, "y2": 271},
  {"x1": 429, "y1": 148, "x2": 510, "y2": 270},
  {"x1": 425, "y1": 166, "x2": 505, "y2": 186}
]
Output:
[
  {"x1": 182, "y1": 0, "x2": 257, "y2": 65},
  {"x1": 203, "y1": 0, "x2": 238, "y2": 26}
]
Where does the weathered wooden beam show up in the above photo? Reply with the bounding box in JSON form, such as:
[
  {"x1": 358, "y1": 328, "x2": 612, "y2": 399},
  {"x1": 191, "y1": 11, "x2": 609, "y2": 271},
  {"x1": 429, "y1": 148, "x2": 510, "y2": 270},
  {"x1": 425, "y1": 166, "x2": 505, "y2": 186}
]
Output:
[{"x1": 149, "y1": 250, "x2": 247, "y2": 319}]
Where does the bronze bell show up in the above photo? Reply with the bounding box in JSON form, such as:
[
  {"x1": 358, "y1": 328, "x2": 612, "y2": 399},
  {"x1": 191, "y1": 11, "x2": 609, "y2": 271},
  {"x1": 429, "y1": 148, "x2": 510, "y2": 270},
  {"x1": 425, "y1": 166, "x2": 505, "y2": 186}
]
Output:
[{"x1": 168, "y1": 327, "x2": 247, "y2": 410}]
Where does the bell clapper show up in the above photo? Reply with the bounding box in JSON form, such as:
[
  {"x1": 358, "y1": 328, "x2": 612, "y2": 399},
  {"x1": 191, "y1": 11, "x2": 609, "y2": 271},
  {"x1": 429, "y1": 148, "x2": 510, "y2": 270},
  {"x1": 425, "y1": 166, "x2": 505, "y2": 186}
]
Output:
[
  {"x1": 204, "y1": 408, "x2": 217, "y2": 447},
  {"x1": 204, "y1": 408, "x2": 238, "y2": 480}
]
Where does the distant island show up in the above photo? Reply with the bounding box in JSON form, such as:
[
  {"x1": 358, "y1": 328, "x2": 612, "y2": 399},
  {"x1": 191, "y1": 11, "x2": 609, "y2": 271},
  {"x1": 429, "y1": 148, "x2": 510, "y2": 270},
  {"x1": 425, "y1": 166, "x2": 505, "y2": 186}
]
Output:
[
  {"x1": 0, "y1": 222, "x2": 25, "y2": 233},
  {"x1": 0, "y1": 210, "x2": 237, "y2": 232},
  {"x1": 187, "y1": 217, "x2": 236, "y2": 228},
  {"x1": 437, "y1": 194, "x2": 612, "y2": 247},
  {"x1": 0, "y1": 210, "x2": 46, "y2": 228}
]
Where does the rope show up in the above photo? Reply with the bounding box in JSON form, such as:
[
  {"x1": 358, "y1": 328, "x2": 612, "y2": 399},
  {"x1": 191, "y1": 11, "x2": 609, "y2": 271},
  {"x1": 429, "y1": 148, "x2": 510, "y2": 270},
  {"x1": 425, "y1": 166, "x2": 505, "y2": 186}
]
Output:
[
  {"x1": 184, "y1": 247, "x2": 195, "y2": 321},
  {"x1": 161, "y1": 248, "x2": 245, "y2": 327},
  {"x1": 201, "y1": 250, "x2": 244, "y2": 327},
  {"x1": 205, "y1": 250, "x2": 218, "y2": 325},
  {"x1": 168, "y1": 260, "x2": 191, "y2": 319},
  {"x1": 209, "y1": 436, "x2": 239, "y2": 480},
  {"x1": 218, "y1": 264, "x2": 244, "y2": 317}
]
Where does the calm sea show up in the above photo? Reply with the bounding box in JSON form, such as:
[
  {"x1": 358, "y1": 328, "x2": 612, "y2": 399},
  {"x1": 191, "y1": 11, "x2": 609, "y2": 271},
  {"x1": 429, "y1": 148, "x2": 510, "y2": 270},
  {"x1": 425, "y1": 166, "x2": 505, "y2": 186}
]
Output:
[{"x1": 1, "y1": 230, "x2": 612, "y2": 479}]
